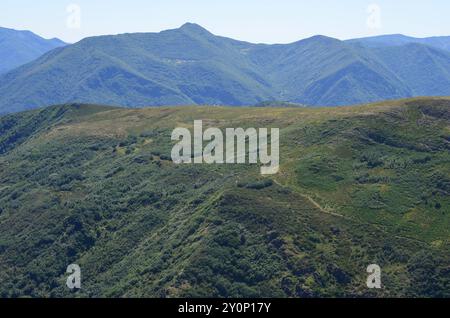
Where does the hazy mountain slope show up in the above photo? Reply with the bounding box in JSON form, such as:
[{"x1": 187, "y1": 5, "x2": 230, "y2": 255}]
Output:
[
  {"x1": 421, "y1": 36, "x2": 450, "y2": 52},
  {"x1": 0, "y1": 23, "x2": 274, "y2": 113},
  {"x1": 347, "y1": 34, "x2": 450, "y2": 52},
  {"x1": 372, "y1": 44, "x2": 450, "y2": 96},
  {"x1": 248, "y1": 35, "x2": 411, "y2": 105},
  {"x1": 0, "y1": 27, "x2": 66, "y2": 74},
  {"x1": 0, "y1": 98, "x2": 448, "y2": 297},
  {"x1": 2, "y1": 24, "x2": 450, "y2": 113},
  {"x1": 347, "y1": 34, "x2": 419, "y2": 48}
]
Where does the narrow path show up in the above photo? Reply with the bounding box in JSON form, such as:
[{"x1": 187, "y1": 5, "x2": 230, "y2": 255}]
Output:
[
  {"x1": 272, "y1": 178, "x2": 345, "y2": 218},
  {"x1": 272, "y1": 178, "x2": 429, "y2": 246}
]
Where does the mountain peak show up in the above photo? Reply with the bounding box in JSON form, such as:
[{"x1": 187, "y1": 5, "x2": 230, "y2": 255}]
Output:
[
  {"x1": 308, "y1": 35, "x2": 338, "y2": 41},
  {"x1": 0, "y1": 27, "x2": 66, "y2": 75},
  {"x1": 179, "y1": 23, "x2": 211, "y2": 35},
  {"x1": 296, "y1": 35, "x2": 341, "y2": 46}
]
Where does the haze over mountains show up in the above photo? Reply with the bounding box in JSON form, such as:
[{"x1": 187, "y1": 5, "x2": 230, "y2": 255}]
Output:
[
  {"x1": 1, "y1": 23, "x2": 450, "y2": 113},
  {"x1": 0, "y1": 27, "x2": 66, "y2": 75},
  {"x1": 347, "y1": 34, "x2": 450, "y2": 51}
]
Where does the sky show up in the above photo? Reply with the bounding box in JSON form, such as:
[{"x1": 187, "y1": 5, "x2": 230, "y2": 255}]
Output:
[{"x1": 0, "y1": 0, "x2": 449, "y2": 44}]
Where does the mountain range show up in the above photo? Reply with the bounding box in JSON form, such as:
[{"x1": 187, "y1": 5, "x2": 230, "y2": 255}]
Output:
[
  {"x1": 1, "y1": 23, "x2": 450, "y2": 114},
  {"x1": 0, "y1": 27, "x2": 66, "y2": 75}
]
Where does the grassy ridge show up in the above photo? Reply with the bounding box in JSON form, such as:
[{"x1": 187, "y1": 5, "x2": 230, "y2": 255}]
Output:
[{"x1": 0, "y1": 98, "x2": 448, "y2": 297}]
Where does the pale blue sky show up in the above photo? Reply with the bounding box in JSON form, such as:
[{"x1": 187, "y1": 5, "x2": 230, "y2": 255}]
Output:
[{"x1": 0, "y1": 0, "x2": 449, "y2": 43}]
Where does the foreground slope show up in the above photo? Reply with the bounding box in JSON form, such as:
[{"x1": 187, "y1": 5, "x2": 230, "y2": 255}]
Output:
[
  {"x1": 0, "y1": 27, "x2": 66, "y2": 74},
  {"x1": 0, "y1": 98, "x2": 448, "y2": 297}
]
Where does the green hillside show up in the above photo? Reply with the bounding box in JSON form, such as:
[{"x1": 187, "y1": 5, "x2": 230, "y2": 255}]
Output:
[
  {"x1": 0, "y1": 24, "x2": 274, "y2": 113},
  {"x1": 0, "y1": 98, "x2": 448, "y2": 297},
  {"x1": 3, "y1": 24, "x2": 450, "y2": 114}
]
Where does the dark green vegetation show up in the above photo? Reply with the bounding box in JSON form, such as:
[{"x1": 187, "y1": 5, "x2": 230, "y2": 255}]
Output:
[
  {"x1": 2, "y1": 24, "x2": 450, "y2": 114},
  {"x1": 0, "y1": 27, "x2": 66, "y2": 75},
  {"x1": 0, "y1": 98, "x2": 448, "y2": 297}
]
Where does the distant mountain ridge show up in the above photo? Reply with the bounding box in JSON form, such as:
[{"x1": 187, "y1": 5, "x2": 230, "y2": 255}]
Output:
[
  {"x1": 346, "y1": 34, "x2": 450, "y2": 52},
  {"x1": 1, "y1": 23, "x2": 450, "y2": 114},
  {"x1": 0, "y1": 27, "x2": 66, "y2": 75}
]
